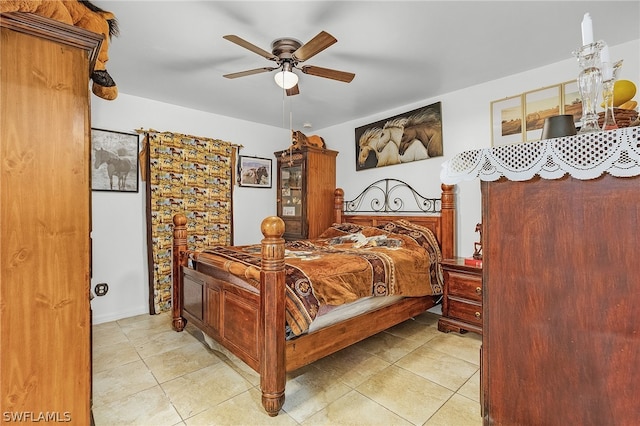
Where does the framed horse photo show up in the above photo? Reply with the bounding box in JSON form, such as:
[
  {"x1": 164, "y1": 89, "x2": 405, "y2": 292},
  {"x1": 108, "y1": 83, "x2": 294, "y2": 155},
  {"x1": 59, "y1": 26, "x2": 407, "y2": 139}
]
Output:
[
  {"x1": 238, "y1": 156, "x2": 272, "y2": 188},
  {"x1": 91, "y1": 128, "x2": 139, "y2": 192}
]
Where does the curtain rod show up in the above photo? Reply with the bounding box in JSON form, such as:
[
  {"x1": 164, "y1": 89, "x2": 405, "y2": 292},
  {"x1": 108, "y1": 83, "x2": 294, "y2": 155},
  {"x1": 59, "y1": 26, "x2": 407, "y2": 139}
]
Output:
[{"x1": 136, "y1": 128, "x2": 243, "y2": 149}]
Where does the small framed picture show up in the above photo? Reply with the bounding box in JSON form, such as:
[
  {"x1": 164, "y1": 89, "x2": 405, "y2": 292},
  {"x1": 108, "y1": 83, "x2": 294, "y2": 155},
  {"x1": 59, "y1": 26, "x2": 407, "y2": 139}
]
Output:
[
  {"x1": 282, "y1": 206, "x2": 296, "y2": 216},
  {"x1": 91, "y1": 128, "x2": 139, "y2": 192},
  {"x1": 238, "y1": 156, "x2": 272, "y2": 188},
  {"x1": 491, "y1": 95, "x2": 523, "y2": 146},
  {"x1": 524, "y1": 85, "x2": 561, "y2": 141},
  {"x1": 562, "y1": 80, "x2": 582, "y2": 127}
]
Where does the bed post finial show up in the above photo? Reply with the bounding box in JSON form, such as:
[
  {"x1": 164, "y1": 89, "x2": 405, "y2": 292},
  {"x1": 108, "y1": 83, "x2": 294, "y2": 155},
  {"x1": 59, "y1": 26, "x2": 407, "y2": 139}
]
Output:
[
  {"x1": 334, "y1": 188, "x2": 344, "y2": 223},
  {"x1": 172, "y1": 213, "x2": 188, "y2": 332},
  {"x1": 440, "y1": 184, "x2": 456, "y2": 259},
  {"x1": 260, "y1": 216, "x2": 286, "y2": 416}
]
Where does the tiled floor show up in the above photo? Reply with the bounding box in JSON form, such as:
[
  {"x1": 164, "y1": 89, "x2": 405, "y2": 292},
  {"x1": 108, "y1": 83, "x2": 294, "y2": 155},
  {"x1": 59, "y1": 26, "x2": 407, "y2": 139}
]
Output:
[{"x1": 92, "y1": 311, "x2": 482, "y2": 425}]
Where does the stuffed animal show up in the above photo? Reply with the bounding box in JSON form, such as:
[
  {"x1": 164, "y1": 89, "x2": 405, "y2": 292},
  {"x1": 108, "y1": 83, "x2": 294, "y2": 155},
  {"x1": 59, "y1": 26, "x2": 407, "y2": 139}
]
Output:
[
  {"x1": 288, "y1": 130, "x2": 326, "y2": 150},
  {"x1": 0, "y1": 0, "x2": 119, "y2": 100}
]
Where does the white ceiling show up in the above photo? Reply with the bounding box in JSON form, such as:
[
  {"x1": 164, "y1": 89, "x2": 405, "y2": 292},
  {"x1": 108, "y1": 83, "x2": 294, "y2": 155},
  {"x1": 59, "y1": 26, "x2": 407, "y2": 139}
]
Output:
[{"x1": 99, "y1": 1, "x2": 640, "y2": 131}]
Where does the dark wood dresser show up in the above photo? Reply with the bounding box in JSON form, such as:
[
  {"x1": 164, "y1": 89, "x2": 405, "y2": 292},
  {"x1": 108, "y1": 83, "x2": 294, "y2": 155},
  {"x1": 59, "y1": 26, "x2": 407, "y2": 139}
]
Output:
[
  {"x1": 442, "y1": 127, "x2": 640, "y2": 425},
  {"x1": 438, "y1": 258, "x2": 482, "y2": 335}
]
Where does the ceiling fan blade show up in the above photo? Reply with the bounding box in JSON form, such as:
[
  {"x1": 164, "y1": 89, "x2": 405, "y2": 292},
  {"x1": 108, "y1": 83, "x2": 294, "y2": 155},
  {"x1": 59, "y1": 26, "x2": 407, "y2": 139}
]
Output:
[
  {"x1": 293, "y1": 31, "x2": 337, "y2": 62},
  {"x1": 223, "y1": 67, "x2": 276, "y2": 79},
  {"x1": 286, "y1": 84, "x2": 300, "y2": 96},
  {"x1": 301, "y1": 65, "x2": 355, "y2": 83},
  {"x1": 223, "y1": 35, "x2": 278, "y2": 61}
]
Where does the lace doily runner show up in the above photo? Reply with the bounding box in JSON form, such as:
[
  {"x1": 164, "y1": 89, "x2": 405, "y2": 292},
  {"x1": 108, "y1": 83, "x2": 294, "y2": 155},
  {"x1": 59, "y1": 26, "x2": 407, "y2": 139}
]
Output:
[{"x1": 440, "y1": 127, "x2": 640, "y2": 184}]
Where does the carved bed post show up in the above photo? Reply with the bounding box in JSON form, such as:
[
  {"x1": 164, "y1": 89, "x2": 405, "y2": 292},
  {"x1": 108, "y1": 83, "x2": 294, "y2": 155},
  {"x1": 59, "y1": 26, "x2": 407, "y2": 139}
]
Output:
[
  {"x1": 172, "y1": 213, "x2": 188, "y2": 332},
  {"x1": 440, "y1": 184, "x2": 456, "y2": 259},
  {"x1": 259, "y1": 216, "x2": 286, "y2": 416},
  {"x1": 334, "y1": 187, "x2": 344, "y2": 223}
]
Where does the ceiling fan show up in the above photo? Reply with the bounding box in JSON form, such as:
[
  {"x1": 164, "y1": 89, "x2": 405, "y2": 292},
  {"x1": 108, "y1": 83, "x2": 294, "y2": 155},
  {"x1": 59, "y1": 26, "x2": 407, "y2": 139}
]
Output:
[{"x1": 222, "y1": 31, "x2": 355, "y2": 96}]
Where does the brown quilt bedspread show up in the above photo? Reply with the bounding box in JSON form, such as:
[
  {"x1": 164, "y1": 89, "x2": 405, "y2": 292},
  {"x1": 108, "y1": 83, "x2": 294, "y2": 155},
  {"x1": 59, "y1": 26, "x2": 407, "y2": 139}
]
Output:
[{"x1": 197, "y1": 220, "x2": 443, "y2": 336}]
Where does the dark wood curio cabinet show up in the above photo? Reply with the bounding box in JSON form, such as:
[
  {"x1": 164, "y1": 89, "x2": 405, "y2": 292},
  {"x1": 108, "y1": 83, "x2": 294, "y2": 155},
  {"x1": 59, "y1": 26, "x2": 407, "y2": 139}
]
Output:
[{"x1": 274, "y1": 145, "x2": 338, "y2": 240}]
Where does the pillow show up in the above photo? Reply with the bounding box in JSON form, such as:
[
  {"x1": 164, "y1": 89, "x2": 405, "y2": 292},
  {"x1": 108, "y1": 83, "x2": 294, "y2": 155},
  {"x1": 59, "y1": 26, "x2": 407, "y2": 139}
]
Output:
[{"x1": 317, "y1": 222, "x2": 364, "y2": 239}]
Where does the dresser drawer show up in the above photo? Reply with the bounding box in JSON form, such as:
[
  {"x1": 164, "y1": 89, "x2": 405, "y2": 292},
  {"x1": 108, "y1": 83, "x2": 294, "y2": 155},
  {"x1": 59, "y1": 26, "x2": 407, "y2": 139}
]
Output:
[
  {"x1": 448, "y1": 298, "x2": 482, "y2": 326},
  {"x1": 446, "y1": 271, "x2": 482, "y2": 302}
]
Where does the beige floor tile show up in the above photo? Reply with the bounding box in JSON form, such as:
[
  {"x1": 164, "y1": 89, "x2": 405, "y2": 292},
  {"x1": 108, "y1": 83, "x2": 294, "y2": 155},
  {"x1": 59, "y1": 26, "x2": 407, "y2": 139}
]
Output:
[
  {"x1": 354, "y1": 330, "x2": 423, "y2": 363},
  {"x1": 311, "y1": 344, "x2": 391, "y2": 388},
  {"x1": 396, "y1": 345, "x2": 479, "y2": 392},
  {"x1": 424, "y1": 393, "x2": 482, "y2": 426},
  {"x1": 92, "y1": 320, "x2": 121, "y2": 333},
  {"x1": 134, "y1": 328, "x2": 201, "y2": 359},
  {"x1": 92, "y1": 324, "x2": 130, "y2": 349},
  {"x1": 119, "y1": 313, "x2": 174, "y2": 343},
  {"x1": 92, "y1": 313, "x2": 486, "y2": 426},
  {"x1": 458, "y1": 370, "x2": 481, "y2": 402},
  {"x1": 426, "y1": 332, "x2": 482, "y2": 366},
  {"x1": 143, "y1": 341, "x2": 221, "y2": 383},
  {"x1": 161, "y1": 362, "x2": 253, "y2": 419},
  {"x1": 412, "y1": 310, "x2": 442, "y2": 326},
  {"x1": 194, "y1": 329, "x2": 262, "y2": 387},
  {"x1": 282, "y1": 367, "x2": 353, "y2": 423},
  {"x1": 184, "y1": 388, "x2": 298, "y2": 425},
  {"x1": 93, "y1": 340, "x2": 140, "y2": 373},
  {"x1": 301, "y1": 390, "x2": 412, "y2": 425},
  {"x1": 93, "y1": 360, "x2": 158, "y2": 406},
  {"x1": 384, "y1": 316, "x2": 442, "y2": 344},
  {"x1": 92, "y1": 385, "x2": 182, "y2": 426},
  {"x1": 357, "y1": 365, "x2": 454, "y2": 425},
  {"x1": 116, "y1": 312, "x2": 170, "y2": 329}
]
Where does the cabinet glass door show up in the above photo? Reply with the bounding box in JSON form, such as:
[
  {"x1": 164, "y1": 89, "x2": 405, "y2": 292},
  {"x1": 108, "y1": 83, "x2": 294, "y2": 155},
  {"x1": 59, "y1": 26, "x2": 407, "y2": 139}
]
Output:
[{"x1": 279, "y1": 165, "x2": 303, "y2": 218}]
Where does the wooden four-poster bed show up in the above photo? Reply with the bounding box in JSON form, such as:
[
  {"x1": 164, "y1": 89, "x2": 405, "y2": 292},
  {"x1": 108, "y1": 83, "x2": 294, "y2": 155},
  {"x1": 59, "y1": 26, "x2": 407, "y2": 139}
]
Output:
[{"x1": 171, "y1": 179, "x2": 456, "y2": 416}]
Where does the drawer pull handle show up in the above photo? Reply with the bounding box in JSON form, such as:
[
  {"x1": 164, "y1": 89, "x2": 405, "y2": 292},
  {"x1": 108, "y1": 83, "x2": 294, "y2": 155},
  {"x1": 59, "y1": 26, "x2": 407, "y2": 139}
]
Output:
[
  {"x1": 475, "y1": 287, "x2": 482, "y2": 295},
  {"x1": 475, "y1": 312, "x2": 481, "y2": 319}
]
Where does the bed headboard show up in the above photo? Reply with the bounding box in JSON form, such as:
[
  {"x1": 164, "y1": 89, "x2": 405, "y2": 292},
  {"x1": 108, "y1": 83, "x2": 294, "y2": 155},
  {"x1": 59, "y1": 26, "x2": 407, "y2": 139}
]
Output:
[{"x1": 333, "y1": 179, "x2": 456, "y2": 259}]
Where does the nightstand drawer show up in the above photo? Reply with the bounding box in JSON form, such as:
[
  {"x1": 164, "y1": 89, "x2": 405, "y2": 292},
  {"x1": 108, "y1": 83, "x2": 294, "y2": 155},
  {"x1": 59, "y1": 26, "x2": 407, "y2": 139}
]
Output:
[
  {"x1": 446, "y1": 271, "x2": 482, "y2": 302},
  {"x1": 448, "y1": 298, "x2": 482, "y2": 326}
]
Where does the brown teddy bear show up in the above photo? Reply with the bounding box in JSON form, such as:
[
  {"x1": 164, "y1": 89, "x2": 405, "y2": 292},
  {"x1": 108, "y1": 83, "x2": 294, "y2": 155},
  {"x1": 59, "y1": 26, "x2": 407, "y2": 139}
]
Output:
[{"x1": 1, "y1": 0, "x2": 119, "y2": 100}]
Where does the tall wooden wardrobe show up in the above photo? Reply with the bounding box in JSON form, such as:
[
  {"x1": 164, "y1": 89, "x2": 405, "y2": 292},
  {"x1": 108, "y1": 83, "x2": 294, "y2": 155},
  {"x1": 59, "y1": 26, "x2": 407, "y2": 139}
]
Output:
[
  {"x1": 274, "y1": 146, "x2": 338, "y2": 240},
  {"x1": 1, "y1": 13, "x2": 102, "y2": 423}
]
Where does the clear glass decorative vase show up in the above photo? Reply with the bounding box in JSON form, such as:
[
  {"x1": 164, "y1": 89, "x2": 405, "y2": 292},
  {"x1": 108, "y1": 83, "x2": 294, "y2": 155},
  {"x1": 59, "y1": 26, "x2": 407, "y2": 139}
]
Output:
[
  {"x1": 572, "y1": 41, "x2": 605, "y2": 133},
  {"x1": 601, "y1": 59, "x2": 623, "y2": 131}
]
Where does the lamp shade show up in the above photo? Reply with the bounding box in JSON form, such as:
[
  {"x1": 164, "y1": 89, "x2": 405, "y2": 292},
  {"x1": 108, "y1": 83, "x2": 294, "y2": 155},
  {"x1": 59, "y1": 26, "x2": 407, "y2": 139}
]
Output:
[
  {"x1": 540, "y1": 115, "x2": 577, "y2": 140},
  {"x1": 274, "y1": 70, "x2": 298, "y2": 90}
]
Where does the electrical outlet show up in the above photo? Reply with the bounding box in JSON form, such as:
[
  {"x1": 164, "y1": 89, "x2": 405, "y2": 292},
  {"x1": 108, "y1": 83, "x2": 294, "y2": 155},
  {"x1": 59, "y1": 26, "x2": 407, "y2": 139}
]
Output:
[{"x1": 95, "y1": 283, "x2": 109, "y2": 296}]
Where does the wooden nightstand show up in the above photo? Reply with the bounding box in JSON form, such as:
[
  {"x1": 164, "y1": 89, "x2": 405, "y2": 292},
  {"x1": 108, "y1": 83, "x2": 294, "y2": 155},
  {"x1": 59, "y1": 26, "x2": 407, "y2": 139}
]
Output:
[{"x1": 438, "y1": 257, "x2": 483, "y2": 335}]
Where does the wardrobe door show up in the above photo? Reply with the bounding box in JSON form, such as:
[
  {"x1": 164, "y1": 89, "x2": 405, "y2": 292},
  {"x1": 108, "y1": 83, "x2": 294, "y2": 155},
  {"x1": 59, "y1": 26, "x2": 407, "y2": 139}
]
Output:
[{"x1": 1, "y1": 13, "x2": 101, "y2": 424}]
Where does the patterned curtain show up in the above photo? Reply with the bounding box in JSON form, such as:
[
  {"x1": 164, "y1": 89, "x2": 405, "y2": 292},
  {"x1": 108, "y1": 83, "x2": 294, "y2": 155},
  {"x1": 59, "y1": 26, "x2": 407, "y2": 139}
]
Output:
[{"x1": 142, "y1": 130, "x2": 236, "y2": 314}]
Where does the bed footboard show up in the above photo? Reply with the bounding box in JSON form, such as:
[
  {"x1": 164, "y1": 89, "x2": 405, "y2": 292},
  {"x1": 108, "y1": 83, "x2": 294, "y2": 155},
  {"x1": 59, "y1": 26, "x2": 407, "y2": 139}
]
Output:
[{"x1": 172, "y1": 213, "x2": 287, "y2": 416}]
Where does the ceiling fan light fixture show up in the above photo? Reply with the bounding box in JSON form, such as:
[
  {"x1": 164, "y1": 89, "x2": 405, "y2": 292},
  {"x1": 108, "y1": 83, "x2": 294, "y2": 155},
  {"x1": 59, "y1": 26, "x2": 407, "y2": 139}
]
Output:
[{"x1": 274, "y1": 69, "x2": 298, "y2": 90}]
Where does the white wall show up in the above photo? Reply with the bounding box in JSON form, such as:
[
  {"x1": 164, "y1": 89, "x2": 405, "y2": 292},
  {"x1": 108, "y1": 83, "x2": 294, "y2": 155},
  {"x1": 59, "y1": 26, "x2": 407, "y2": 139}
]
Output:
[
  {"x1": 91, "y1": 39, "x2": 638, "y2": 324},
  {"x1": 90, "y1": 96, "x2": 287, "y2": 323},
  {"x1": 322, "y1": 39, "x2": 639, "y2": 259}
]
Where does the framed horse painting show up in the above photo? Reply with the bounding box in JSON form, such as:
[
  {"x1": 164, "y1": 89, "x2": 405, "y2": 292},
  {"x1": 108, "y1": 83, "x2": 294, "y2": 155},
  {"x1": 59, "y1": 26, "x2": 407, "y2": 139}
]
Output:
[
  {"x1": 91, "y1": 128, "x2": 139, "y2": 192},
  {"x1": 238, "y1": 155, "x2": 272, "y2": 188},
  {"x1": 354, "y1": 102, "x2": 443, "y2": 171}
]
